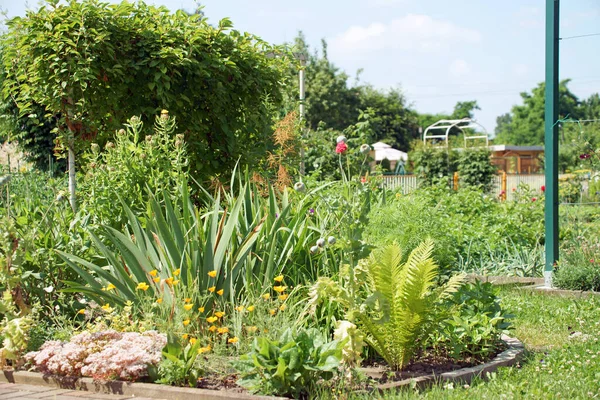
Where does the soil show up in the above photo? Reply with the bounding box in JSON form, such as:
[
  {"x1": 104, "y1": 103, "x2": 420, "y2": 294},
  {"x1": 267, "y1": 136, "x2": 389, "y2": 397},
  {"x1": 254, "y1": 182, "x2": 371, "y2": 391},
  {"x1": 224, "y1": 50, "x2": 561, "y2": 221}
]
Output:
[{"x1": 196, "y1": 372, "x2": 245, "y2": 393}]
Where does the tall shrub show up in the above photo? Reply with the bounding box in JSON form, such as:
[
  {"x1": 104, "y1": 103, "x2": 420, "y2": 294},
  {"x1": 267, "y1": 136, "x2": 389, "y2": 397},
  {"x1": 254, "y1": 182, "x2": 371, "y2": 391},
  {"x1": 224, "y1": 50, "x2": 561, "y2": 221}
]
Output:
[{"x1": 456, "y1": 148, "x2": 497, "y2": 192}]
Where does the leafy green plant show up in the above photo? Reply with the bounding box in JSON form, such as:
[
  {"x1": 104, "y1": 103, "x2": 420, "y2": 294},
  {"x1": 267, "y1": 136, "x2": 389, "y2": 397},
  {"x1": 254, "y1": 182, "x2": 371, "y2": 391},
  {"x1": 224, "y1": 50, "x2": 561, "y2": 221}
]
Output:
[
  {"x1": 155, "y1": 333, "x2": 203, "y2": 387},
  {"x1": 457, "y1": 148, "x2": 497, "y2": 192},
  {"x1": 428, "y1": 281, "x2": 513, "y2": 360},
  {"x1": 410, "y1": 143, "x2": 457, "y2": 186},
  {"x1": 233, "y1": 327, "x2": 344, "y2": 397}
]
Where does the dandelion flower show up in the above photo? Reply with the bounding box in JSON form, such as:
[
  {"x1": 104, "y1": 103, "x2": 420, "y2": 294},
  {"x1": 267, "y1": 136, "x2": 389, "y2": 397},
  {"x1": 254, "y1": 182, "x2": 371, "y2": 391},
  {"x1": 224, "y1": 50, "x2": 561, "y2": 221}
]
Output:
[
  {"x1": 228, "y1": 337, "x2": 239, "y2": 344},
  {"x1": 214, "y1": 311, "x2": 225, "y2": 318},
  {"x1": 208, "y1": 286, "x2": 216, "y2": 293},
  {"x1": 173, "y1": 280, "x2": 180, "y2": 286},
  {"x1": 395, "y1": 193, "x2": 401, "y2": 199},
  {"x1": 165, "y1": 277, "x2": 174, "y2": 286},
  {"x1": 208, "y1": 270, "x2": 217, "y2": 278},
  {"x1": 149, "y1": 270, "x2": 158, "y2": 277},
  {"x1": 235, "y1": 306, "x2": 244, "y2": 312},
  {"x1": 274, "y1": 275, "x2": 284, "y2": 282},
  {"x1": 189, "y1": 338, "x2": 197, "y2": 345},
  {"x1": 101, "y1": 304, "x2": 113, "y2": 312},
  {"x1": 183, "y1": 304, "x2": 193, "y2": 311},
  {"x1": 262, "y1": 293, "x2": 270, "y2": 300},
  {"x1": 217, "y1": 327, "x2": 229, "y2": 334},
  {"x1": 246, "y1": 305, "x2": 255, "y2": 312},
  {"x1": 174, "y1": 269, "x2": 181, "y2": 276},
  {"x1": 183, "y1": 319, "x2": 190, "y2": 326},
  {"x1": 278, "y1": 294, "x2": 288, "y2": 301},
  {"x1": 208, "y1": 325, "x2": 217, "y2": 332},
  {"x1": 217, "y1": 289, "x2": 224, "y2": 296},
  {"x1": 246, "y1": 326, "x2": 258, "y2": 333},
  {"x1": 198, "y1": 307, "x2": 205, "y2": 313},
  {"x1": 273, "y1": 285, "x2": 287, "y2": 293},
  {"x1": 269, "y1": 309, "x2": 276, "y2": 316},
  {"x1": 156, "y1": 298, "x2": 163, "y2": 304},
  {"x1": 136, "y1": 282, "x2": 150, "y2": 291},
  {"x1": 198, "y1": 345, "x2": 211, "y2": 354},
  {"x1": 182, "y1": 334, "x2": 189, "y2": 340},
  {"x1": 184, "y1": 298, "x2": 192, "y2": 303},
  {"x1": 153, "y1": 277, "x2": 160, "y2": 283},
  {"x1": 77, "y1": 309, "x2": 86, "y2": 315},
  {"x1": 206, "y1": 316, "x2": 218, "y2": 323},
  {"x1": 279, "y1": 304, "x2": 287, "y2": 311},
  {"x1": 106, "y1": 283, "x2": 116, "y2": 291}
]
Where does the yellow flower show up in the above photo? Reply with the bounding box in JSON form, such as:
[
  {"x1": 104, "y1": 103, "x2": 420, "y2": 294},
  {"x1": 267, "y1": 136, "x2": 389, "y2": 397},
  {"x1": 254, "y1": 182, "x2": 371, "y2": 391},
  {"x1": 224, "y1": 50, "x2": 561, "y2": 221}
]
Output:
[
  {"x1": 101, "y1": 304, "x2": 113, "y2": 312},
  {"x1": 396, "y1": 193, "x2": 401, "y2": 199},
  {"x1": 183, "y1": 319, "x2": 190, "y2": 326},
  {"x1": 156, "y1": 298, "x2": 163, "y2": 304},
  {"x1": 106, "y1": 283, "x2": 116, "y2": 291},
  {"x1": 273, "y1": 285, "x2": 286, "y2": 293},
  {"x1": 173, "y1": 280, "x2": 180, "y2": 286},
  {"x1": 184, "y1": 298, "x2": 192, "y2": 303},
  {"x1": 262, "y1": 293, "x2": 270, "y2": 300},
  {"x1": 269, "y1": 309, "x2": 276, "y2": 316},
  {"x1": 228, "y1": 337, "x2": 239, "y2": 344},
  {"x1": 246, "y1": 326, "x2": 258, "y2": 333},
  {"x1": 183, "y1": 304, "x2": 193, "y2": 311},
  {"x1": 198, "y1": 345, "x2": 211, "y2": 354},
  {"x1": 208, "y1": 270, "x2": 217, "y2": 278},
  {"x1": 235, "y1": 306, "x2": 244, "y2": 312},
  {"x1": 77, "y1": 309, "x2": 86, "y2": 315},
  {"x1": 206, "y1": 316, "x2": 218, "y2": 323},
  {"x1": 217, "y1": 289, "x2": 224, "y2": 296},
  {"x1": 214, "y1": 311, "x2": 225, "y2": 318},
  {"x1": 278, "y1": 294, "x2": 288, "y2": 301},
  {"x1": 136, "y1": 282, "x2": 150, "y2": 291},
  {"x1": 217, "y1": 327, "x2": 229, "y2": 334},
  {"x1": 274, "y1": 275, "x2": 284, "y2": 282},
  {"x1": 189, "y1": 338, "x2": 197, "y2": 345},
  {"x1": 208, "y1": 325, "x2": 217, "y2": 332},
  {"x1": 246, "y1": 305, "x2": 255, "y2": 312},
  {"x1": 149, "y1": 270, "x2": 158, "y2": 277},
  {"x1": 208, "y1": 286, "x2": 216, "y2": 293},
  {"x1": 174, "y1": 269, "x2": 181, "y2": 276},
  {"x1": 198, "y1": 307, "x2": 205, "y2": 313},
  {"x1": 153, "y1": 277, "x2": 160, "y2": 283},
  {"x1": 165, "y1": 277, "x2": 174, "y2": 286},
  {"x1": 182, "y1": 334, "x2": 189, "y2": 340},
  {"x1": 279, "y1": 304, "x2": 287, "y2": 311}
]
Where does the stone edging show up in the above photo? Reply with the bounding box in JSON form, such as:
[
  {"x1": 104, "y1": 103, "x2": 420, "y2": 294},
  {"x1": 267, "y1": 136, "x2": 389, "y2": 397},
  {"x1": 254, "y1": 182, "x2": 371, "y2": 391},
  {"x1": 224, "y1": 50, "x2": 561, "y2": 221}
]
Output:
[
  {"x1": 369, "y1": 335, "x2": 525, "y2": 392},
  {"x1": 0, "y1": 335, "x2": 524, "y2": 399},
  {"x1": 0, "y1": 370, "x2": 287, "y2": 400}
]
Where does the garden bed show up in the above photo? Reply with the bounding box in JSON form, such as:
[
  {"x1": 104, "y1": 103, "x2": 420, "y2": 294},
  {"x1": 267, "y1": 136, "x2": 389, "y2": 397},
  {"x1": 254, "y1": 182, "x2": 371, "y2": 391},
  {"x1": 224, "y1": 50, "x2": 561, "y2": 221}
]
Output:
[{"x1": 0, "y1": 336, "x2": 524, "y2": 399}]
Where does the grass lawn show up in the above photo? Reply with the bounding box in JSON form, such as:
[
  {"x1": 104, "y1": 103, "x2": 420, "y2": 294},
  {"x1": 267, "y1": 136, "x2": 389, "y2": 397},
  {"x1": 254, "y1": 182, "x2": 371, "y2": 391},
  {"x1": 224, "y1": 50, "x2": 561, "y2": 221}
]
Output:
[{"x1": 349, "y1": 286, "x2": 600, "y2": 399}]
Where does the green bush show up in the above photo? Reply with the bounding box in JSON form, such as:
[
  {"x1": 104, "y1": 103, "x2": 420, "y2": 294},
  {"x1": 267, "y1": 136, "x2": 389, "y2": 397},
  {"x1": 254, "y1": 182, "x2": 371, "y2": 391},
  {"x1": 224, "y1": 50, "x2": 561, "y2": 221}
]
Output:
[
  {"x1": 410, "y1": 143, "x2": 457, "y2": 186},
  {"x1": 457, "y1": 148, "x2": 497, "y2": 192},
  {"x1": 554, "y1": 237, "x2": 600, "y2": 291}
]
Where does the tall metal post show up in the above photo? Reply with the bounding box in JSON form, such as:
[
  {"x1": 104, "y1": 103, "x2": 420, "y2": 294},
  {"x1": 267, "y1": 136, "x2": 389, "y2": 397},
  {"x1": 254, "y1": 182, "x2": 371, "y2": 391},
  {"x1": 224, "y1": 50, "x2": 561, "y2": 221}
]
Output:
[
  {"x1": 297, "y1": 54, "x2": 307, "y2": 177},
  {"x1": 544, "y1": 0, "x2": 559, "y2": 288}
]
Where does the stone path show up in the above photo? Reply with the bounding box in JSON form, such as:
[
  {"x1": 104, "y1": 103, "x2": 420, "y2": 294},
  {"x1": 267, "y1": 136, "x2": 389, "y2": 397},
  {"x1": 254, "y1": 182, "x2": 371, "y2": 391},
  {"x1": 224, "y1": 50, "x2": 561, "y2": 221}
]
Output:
[{"x1": 0, "y1": 383, "x2": 163, "y2": 400}]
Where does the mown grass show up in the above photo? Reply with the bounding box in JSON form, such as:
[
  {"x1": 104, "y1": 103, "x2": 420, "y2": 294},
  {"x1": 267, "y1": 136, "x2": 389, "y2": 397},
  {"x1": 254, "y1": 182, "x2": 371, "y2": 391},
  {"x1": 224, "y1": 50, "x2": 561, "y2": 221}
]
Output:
[{"x1": 335, "y1": 286, "x2": 600, "y2": 399}]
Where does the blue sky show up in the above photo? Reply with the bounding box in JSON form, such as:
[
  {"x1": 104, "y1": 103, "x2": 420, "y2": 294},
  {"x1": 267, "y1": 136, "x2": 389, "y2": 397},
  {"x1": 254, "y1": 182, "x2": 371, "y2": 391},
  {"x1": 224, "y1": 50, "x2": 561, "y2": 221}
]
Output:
[{"x1": 2, "y1": 0, "x2": 599, "y2": 133}]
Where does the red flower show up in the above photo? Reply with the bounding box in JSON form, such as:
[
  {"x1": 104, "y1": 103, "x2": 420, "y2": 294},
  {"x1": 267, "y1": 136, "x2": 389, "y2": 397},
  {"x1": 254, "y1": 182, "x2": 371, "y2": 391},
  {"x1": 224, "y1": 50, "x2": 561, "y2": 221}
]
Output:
[
  {"x1": 532, "y1": 197, "x2": 537, "y2": 202},
  {"x1": 580, "y1": 153, "x2": 591, "y2": 159},
  {"x1": 590, "y1": 259, "x2": 595, "y2": 263},
  {"x1": 541, "y1": 185, "x2": 546, "y2": 192},
  {"x1": 360, "y1": 176, "x2": 367, "y2": 184},
  {"x1": 335, "y1": 142, "x2": 348, "y2": 154}
]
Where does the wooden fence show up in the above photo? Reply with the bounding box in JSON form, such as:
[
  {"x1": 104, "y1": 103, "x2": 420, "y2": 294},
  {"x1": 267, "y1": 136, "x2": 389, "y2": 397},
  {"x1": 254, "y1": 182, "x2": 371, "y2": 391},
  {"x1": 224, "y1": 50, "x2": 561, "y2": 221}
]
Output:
[{"x1": 382, "y1": 174, "x2": 546, "y2": 200}]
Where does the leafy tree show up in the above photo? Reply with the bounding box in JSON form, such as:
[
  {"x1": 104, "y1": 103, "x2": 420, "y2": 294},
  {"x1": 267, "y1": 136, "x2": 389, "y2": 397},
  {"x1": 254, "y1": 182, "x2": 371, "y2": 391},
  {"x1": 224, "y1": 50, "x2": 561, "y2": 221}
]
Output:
[
  {"x1": 494, "y1": 80, "x2": 582, "y2": 145},
  {"x1": 410, "y1": 143, "x2": 457, "y2": 186},
  {"x1": 456, "y1": 148, "x2": 497, "y2": 192},
  {"x1": 1, "y1": 0, "x2": 289, "y2": 207},
  {"x1": 418, "y1": 100, "x2": 481, "y2": 138}
]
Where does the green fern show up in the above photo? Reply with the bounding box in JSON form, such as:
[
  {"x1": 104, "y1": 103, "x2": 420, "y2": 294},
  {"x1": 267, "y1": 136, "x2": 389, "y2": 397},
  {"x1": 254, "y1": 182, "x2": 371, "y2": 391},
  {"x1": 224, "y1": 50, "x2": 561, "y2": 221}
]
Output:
[{"x1": 359, "y1": 240, "x2": 464, "y2": 370}]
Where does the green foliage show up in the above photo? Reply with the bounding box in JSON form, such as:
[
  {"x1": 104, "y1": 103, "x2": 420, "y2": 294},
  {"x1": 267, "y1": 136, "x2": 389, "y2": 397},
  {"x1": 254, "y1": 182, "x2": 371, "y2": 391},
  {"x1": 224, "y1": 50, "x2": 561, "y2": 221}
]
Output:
[
  {"x1": 233, "y1": 327, "x2": 343, "y2": 397},
  {"x1": 357, "y1": 242, "x2": 464, "y2": 370},
  {"x1": 457, "y1": 148, "x2": 497, "y2": 192},
  {"x1": 418, "y1": 100, "x2": 480, "y2": 136},
  {"x1": 410, "y1": 144, "x2": 456, "y2": 186},
  {"x1": 79, "y1": 112, "x2": 188, "y2": 227},
  {"x1": 2, "y1": 0, "x2": 289, "y2": 179},
  {"x1": 156, "y1": 333, "x2": 203, "y2": 387},
  {"x1": 554, "y1": 236, "x2": 600, "y2": 292},
  {"x1": 428, "y1": 281, "x2": 513, "y2": 360}
]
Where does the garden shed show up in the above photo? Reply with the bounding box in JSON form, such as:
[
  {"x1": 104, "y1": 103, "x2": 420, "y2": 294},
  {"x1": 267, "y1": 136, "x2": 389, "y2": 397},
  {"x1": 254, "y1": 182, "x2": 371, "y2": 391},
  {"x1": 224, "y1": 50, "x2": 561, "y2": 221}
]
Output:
[
  {"x1": 489, "y1": 145, "x2": 544, "y2": 174},
  {"x1": 370, "y1": 142, "x2": 407, "y2": 172}
]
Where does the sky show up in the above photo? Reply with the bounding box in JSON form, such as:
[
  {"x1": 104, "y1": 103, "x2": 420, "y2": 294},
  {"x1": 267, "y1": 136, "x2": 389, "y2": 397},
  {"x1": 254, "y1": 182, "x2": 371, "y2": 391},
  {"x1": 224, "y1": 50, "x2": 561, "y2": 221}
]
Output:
[{"x1": 1, "y1": 0, "x2": 599, "y2": 133}]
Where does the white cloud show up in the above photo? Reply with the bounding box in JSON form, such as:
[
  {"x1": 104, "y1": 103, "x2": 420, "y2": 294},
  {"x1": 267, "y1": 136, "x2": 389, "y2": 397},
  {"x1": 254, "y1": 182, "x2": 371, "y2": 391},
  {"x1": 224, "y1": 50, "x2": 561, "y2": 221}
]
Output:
[
  {"x1": 449, "y1": 59, "x2": 471, "y2": 77},
  {"x1": 329, "y1": 14, "x2": 482, "y2": 56}
]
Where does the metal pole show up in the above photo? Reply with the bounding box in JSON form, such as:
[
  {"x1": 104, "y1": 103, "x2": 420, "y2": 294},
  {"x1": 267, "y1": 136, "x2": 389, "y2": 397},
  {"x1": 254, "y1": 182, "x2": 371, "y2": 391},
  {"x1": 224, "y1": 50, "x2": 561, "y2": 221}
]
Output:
[
  {"x1": 544, "y1": 0, "x2": 559, "y2": 288},
  {"x1": 298, "y1": 57, "x2": 306, "y2": 177}
]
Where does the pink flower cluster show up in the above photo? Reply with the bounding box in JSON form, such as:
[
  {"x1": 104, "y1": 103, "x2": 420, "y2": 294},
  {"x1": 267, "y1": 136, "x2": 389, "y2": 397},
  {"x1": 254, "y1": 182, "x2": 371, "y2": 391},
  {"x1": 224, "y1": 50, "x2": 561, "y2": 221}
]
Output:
[{"x1": 25, "y1": 330, "x2": 166, "y2": 382}]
